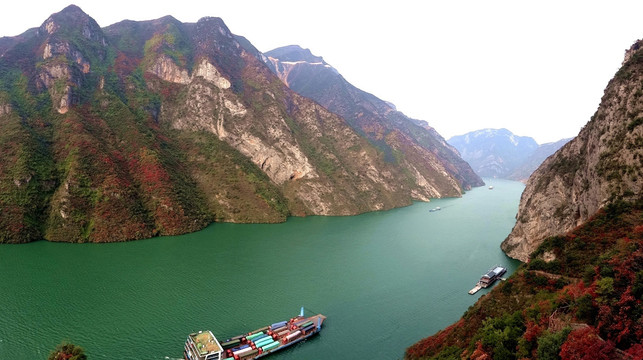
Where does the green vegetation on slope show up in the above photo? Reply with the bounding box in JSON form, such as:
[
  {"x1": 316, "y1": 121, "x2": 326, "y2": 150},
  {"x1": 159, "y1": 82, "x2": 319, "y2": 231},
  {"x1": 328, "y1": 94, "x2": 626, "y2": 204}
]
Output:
[
  {"x1": 0, "y1": 69, "x2": 56, "y2": 243},
  {"x1": 406, "y1": 198, "x2": 643, "y2": 360}
]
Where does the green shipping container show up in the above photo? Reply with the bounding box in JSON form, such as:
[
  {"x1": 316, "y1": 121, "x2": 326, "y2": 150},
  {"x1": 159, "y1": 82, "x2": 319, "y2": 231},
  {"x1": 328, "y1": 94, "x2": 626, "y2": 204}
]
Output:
[
  {"x1": 261, "y1": 341, "x2": 281, "y2": 351},
  {"x1": 246, "y1": 332, "x2": 264, "y2": 341},
  {"x1": 254, "y1": 337, "x2": 273, "y2": 348}
]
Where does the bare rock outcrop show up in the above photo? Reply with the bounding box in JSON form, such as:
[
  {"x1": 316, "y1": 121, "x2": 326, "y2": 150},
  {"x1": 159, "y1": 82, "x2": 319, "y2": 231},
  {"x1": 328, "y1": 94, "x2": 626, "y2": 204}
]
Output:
[
  {"x1": 35, "y1": 5, "x2": 107, "y2": 113},
  {"x1": 502, "y1": 41, "x2": 643, "y2": 262}
]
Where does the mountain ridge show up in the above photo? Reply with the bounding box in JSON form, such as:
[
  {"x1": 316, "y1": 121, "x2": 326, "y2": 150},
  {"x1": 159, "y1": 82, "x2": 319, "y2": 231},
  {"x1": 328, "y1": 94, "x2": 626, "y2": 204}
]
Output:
[
  {"x1": 263, "y1": 45, "x2": 483, "y2": 197},
  {"x1": 0, "y1": 6, "x2": 478, "y2": 243},
  {"x1": 448, "y1": 128, "x2": 540, "y2": 178},
  {"x1": 448, "y1": 128, "x2": 572, "y2": 181}
]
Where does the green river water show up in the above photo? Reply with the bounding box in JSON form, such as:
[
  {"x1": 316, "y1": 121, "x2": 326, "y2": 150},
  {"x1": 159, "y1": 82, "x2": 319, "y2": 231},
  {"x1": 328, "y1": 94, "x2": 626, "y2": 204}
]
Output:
[{"x1": 0, "y1": 179, "x2": 524, "y2": 360}]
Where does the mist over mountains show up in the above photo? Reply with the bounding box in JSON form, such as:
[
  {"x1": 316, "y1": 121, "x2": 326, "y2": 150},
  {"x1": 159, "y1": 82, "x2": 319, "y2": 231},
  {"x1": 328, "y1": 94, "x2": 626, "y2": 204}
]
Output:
[{"x1": 448, "y1": 128, "x2": 571, "y2": 180}]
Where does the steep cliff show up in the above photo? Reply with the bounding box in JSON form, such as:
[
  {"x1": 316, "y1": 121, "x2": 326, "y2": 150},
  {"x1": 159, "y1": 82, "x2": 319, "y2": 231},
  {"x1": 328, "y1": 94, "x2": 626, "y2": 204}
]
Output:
[
  {"x1": 0, "y1": 6, "x2": 446, "y2": 243},
  {"x1": 262, "y1": 45, "x2": 483, "y2": 199},
  {"x1": 502, "y1": 40, "x2": 643, "y2": 262}
]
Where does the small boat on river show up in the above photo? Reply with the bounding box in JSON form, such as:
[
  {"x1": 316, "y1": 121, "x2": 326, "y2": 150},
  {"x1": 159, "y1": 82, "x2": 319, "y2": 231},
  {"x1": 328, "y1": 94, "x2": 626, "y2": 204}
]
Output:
[
  {"x1": 184, "y1": 308, "x2": 325, "y2": 360},
  {"x1": 468, "y1": 265, "x2": 507, "y2": 294}
]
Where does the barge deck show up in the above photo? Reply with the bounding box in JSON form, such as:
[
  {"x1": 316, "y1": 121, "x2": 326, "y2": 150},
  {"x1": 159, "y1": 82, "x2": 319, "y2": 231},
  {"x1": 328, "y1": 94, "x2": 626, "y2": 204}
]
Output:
[{"x1": 184, "y1": 309, "x2": 325, "y2": 360}]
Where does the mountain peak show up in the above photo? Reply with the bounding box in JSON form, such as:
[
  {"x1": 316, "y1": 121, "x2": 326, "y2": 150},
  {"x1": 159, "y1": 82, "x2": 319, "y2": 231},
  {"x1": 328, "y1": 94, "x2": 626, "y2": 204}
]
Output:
[
  {"x1": 265, "y1": 45, "x2": 326, "y2": 64},
  {"x1": 195, "y1": 16, "x2": 231, "y2": 35},
  {"x1": 39, "y1": 4, "x2": 103, "y2": 42},
  {"x1": 59, "y1": 4, "x2": 86, "y2": 16}
]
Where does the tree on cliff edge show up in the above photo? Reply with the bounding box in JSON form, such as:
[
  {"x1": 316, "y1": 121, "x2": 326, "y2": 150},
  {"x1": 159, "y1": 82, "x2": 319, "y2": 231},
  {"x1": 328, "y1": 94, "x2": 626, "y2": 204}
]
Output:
[{"x1": 48, "y1": 342, "x2": 87, "y2": 360}]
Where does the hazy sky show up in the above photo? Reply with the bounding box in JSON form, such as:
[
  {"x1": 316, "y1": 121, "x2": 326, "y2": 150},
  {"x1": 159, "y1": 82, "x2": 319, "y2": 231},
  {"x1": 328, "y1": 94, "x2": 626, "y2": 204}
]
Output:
[{"x1": 2, "y1": 1, "x2": 643, "y2": 143}]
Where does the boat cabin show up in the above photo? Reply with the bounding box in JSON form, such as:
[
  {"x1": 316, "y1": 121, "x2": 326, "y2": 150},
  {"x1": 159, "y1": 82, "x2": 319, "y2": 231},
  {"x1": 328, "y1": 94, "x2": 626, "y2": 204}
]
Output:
[
  {"x1": 184, "y1": 331, "x2": 223, "y2": 360},
  {"x1": 479, "y1": 266, "x2": 506, "y2": 288}
]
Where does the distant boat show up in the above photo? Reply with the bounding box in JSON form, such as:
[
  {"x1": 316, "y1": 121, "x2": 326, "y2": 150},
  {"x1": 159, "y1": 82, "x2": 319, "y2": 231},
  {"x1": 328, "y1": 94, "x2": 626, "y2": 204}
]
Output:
[
  {"x1": 488, "y1": 186, "x2": 494, "y2": 190},
  {"x1": 429, "y1": 206, "x2": 441, "y2": 212}
]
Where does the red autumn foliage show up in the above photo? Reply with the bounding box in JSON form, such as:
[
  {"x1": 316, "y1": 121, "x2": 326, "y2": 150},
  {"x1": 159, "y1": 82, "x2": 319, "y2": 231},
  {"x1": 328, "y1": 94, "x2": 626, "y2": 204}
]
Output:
[
  {"x1": 560, "y1": 327, "x2": 617, "y2": 360},
  {"x1": 633, "y1": 225, "x2": 643, "y2": 236},
  {"x1": 113, "y1": 52, "x2": 139, "y2": 76},
  {"x1": 626, "y1": 343, "x2": 643, "y2": 359},
  {"x1": 469, "y1": 341, "x2": 491, "y2": 360},
  {"x1": 559, "y1": 281, "x2": 592, "y2": 303},
  {"x1": 523, "y1": 320, "x2": 544, "y2": 343},
  {"x1": 406, "y1": 319, "x2": 465, "y2": 358}
]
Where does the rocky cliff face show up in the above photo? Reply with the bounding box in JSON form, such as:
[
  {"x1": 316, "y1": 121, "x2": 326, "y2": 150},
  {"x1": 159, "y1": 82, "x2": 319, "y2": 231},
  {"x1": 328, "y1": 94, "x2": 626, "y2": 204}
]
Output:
[
  {"x1": 35, "y1": 5, "x2": 107, "y2": 114},
  {"x1": 501, "y1": 41, "x2": 643, "y2": 261},
  {"x1": 262, "y1": 45, "x2": 483, "y2": 199}
]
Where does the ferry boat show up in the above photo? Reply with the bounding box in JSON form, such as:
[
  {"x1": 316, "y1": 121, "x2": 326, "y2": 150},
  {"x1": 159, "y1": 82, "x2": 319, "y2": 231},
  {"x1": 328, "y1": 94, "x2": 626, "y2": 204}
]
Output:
[
  {"x1": 184, "y1": 308, "x2": 325, "y2": 360},
  {"x1": 468, "y1": 265, "x2": 507, "y2": 294},
  {"x1": 479, "y1": 265, "x2": 506, "y2": 288}
]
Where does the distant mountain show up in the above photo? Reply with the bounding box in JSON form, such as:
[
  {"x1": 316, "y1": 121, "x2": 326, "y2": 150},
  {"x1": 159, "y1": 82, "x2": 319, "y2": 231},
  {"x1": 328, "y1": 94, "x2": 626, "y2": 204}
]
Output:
[
  {"x1": 448, "y1": 128, "x2": 539, "y2": 178},
  {"x1": 507, "y1": 137, "x2": 573, "y2": 182},
  {"x1": 261, "y1": 45, "x2": 484, "y2": 198}
]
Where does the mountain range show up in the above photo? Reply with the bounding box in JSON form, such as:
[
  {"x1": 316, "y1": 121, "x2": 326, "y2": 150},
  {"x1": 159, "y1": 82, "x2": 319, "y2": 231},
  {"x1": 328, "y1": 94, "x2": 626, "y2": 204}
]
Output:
[
  {"x1": 448, "y1": 128, "x2": 572, "y2": 180},
  {"x1": 0, "y1": 5, "x2": 481, "y2": 243}
]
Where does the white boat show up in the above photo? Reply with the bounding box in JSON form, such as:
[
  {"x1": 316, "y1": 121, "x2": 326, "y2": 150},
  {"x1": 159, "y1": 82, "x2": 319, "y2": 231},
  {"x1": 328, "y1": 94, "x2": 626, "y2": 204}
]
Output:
[
  {"x1": 488, "y1": 186, "x2": 494, "y2": 190},
  {"x1": 468, "y1": 265, "x2": 507, "y2": 294}
]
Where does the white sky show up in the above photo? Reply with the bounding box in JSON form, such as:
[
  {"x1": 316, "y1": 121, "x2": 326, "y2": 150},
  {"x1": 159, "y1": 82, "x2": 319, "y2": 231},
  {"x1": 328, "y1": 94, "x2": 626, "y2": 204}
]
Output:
[{"x1": 2, "y1": 1, "x2": 643, "y2": 143}]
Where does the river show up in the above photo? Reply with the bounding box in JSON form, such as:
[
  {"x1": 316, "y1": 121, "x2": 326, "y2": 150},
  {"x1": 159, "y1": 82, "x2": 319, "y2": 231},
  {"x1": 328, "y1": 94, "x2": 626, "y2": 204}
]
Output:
[{"x1": 0, "y1": 178, "x2": 524, "y2": 360}]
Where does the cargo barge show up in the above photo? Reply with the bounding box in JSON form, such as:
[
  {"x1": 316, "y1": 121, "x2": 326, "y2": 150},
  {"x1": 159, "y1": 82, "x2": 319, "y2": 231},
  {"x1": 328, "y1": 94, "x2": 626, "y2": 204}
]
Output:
[
  {"x1": 468, "y1": 265, "x2": 507, "y2": 294},
  {"x1": 184, "y1": 308, "x2": 325, "y2": 360}
]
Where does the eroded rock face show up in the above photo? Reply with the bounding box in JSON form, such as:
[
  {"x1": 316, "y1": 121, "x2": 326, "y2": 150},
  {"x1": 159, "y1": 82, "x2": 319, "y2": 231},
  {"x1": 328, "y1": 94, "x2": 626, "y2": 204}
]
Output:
[
  {"x1": 36, "y1": 63, "x2": 78, "y2": 114},
  {"x1": 502, "y1": 41, "x2": 643, "y2": 262},
  {"x1": 157, "y1": 56, "x2": 318, "y2": 186},
  {"x1": 0, "y1": 102, "x2": 11, "y2": 116},
  {"x1": 154, "y1": 45, "x2": 413, "y2": 215},
  {"x1": 148, "y1": 55, "x2": 190, "y2": 84},
  {"x1": 193, "y1": 59, "x2": 231, "y2": 89}
]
